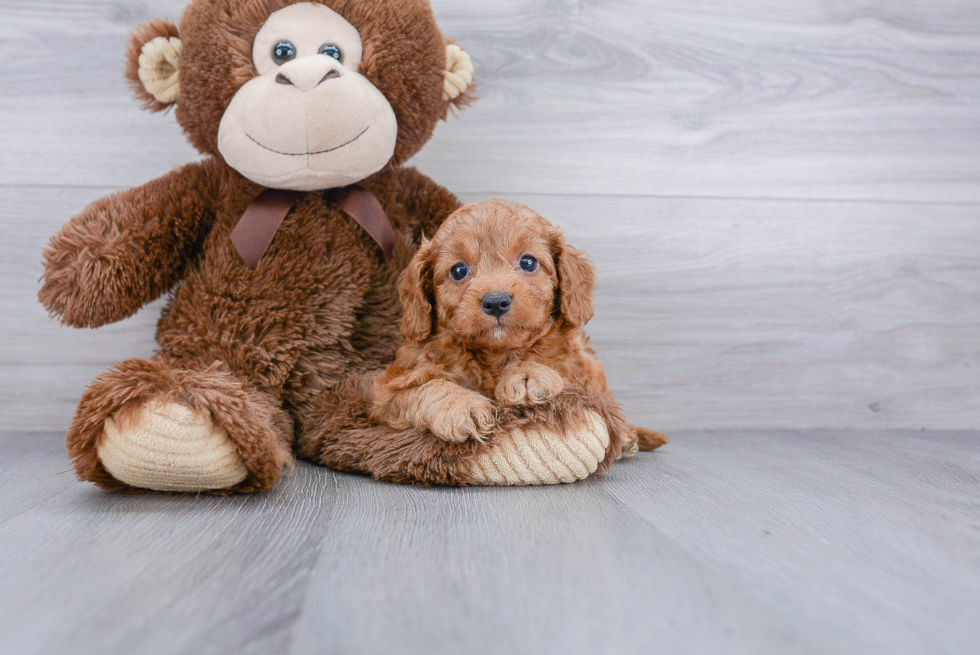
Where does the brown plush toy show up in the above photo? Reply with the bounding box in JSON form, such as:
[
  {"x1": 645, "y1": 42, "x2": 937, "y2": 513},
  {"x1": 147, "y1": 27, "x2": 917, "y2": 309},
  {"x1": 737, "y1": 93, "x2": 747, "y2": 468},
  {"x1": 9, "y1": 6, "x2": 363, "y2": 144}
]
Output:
[{"x1": 39, "y1": 0, "x2": 624, "y2": 494}]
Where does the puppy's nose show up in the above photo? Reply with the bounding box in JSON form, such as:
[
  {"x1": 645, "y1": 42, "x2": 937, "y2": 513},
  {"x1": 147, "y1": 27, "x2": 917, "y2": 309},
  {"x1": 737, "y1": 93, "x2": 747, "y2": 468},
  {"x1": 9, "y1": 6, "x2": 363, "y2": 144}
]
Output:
[{"x1": 481, "y1": 292, "x2": 512, "y2": 319}]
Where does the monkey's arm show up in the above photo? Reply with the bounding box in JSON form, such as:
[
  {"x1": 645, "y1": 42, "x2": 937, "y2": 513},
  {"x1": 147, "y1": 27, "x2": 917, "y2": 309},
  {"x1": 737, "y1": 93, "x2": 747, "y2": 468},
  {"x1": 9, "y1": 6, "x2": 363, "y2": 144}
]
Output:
[{"x1": 39, "y1": 159, "x2": 222, "y2": 328}]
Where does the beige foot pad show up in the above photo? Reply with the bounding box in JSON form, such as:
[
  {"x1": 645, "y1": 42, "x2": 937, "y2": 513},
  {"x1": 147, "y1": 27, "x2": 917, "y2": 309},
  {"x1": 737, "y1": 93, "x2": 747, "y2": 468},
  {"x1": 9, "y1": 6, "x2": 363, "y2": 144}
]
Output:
[
  {"x1": 470, "y1": 411, "x2": 610, "y2": 486},
  {"x1": 98, "y1": 399, "x2": 248, "y2": 493}
]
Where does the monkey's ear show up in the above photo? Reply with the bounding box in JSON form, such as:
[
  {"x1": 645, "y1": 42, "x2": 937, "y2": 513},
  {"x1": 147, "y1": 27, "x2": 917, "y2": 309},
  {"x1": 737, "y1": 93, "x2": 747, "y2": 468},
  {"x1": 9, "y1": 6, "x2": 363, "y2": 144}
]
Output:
[
  {"x1": 443, "y1": 43, "x2": 476, "y2": 110},
  {"x1": 125, "y1": 19, "x2": 182, "y2": 112},
  {"x1": 398, "y1": 239, "x2": 437, "y2": 342},
  {"x1": 551, "y1": 229, "x2": 596, "y2": 328}
]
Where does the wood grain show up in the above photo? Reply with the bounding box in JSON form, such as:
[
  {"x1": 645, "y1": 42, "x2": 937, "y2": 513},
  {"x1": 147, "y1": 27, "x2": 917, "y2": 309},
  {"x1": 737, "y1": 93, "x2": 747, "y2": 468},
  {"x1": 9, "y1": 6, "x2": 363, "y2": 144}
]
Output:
[
  {"x1": 3, "y1": 430, "x2": 976, "y2": 654},
  {"x1": 1, "y1": 1, "x2": 980, "y2": 652},
  {"x1": 0, "y1": 430, "x2": 334, "y2": 655},
  {"x1": 292, "y1": 430, "x2": 980, "y2": 654},
  {"x1": 5, "y1": 187, "x2": 978, "y2": 432},
  {"x1": 0, "y1": 1, "x2": 978, "y2": 200},
  {"x1": 419, "y1": 0, "x2": 980, "y2": 201}
]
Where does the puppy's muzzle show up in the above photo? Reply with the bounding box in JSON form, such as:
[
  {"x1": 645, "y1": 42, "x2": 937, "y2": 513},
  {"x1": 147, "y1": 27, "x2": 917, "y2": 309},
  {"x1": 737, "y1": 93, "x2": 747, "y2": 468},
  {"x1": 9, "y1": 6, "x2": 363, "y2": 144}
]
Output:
[{"x1": 481, "y1": 292, "x2": 512, "y2": 319}]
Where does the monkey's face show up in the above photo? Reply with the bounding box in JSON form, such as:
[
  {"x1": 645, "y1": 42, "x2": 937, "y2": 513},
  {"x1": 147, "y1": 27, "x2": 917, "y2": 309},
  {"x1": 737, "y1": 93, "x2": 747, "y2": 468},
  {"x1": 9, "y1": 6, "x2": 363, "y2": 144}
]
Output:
[
  {"x1": 217, "y1": 3, "x2": 398, "y2": 191},
  {"x1": 126, "y1": 0, "x2": 475, "y2": 192}
]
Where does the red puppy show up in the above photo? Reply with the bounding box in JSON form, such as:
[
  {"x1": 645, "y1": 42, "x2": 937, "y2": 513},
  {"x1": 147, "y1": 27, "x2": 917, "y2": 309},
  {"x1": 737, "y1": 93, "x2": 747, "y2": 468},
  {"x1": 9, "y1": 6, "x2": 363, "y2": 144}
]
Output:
[{"x1": 371, "y1": 199, "x2": 667, "y2": 452}]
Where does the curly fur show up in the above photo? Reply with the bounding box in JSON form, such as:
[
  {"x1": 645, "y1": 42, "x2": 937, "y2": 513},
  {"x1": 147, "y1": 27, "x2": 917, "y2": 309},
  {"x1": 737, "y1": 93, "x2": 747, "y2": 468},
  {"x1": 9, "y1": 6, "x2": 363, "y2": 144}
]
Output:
[{"x1": 304, "y1": 200, "x2": 667, "y2": 486}]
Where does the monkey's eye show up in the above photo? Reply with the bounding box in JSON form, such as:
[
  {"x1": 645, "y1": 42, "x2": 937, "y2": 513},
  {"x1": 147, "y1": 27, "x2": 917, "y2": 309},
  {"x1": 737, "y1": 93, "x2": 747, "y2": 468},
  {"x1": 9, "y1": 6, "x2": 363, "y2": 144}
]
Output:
[
  {"x1": 450, "y1": 262, "x2": 469, "y2": 281},
  {"x1": 519, "y1": 255, "x2": 539, "y2": 273},
  {"x1": 319, "y1": 44, "x2": 343, "y2": 62},
  {"x1": 272, "y1": 41, "x2": 297, "y2": 65}
]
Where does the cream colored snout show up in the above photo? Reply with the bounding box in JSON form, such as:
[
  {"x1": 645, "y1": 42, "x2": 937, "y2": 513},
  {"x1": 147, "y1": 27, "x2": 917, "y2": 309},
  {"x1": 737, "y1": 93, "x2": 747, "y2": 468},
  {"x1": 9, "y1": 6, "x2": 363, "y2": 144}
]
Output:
[
  {"x1": 218, "y1": 54, "x2": 399, "y2": 191},
  {"x1": 275, "y1": 56, "x2": 344, "y2": 92}
]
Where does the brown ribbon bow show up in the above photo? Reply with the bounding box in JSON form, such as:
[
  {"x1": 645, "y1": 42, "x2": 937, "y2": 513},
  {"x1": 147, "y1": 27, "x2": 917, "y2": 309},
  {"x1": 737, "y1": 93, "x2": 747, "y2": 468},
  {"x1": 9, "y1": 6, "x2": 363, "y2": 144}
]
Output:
[{"x1": 230, "y1": 185, "x2": 396, "y2": 271}]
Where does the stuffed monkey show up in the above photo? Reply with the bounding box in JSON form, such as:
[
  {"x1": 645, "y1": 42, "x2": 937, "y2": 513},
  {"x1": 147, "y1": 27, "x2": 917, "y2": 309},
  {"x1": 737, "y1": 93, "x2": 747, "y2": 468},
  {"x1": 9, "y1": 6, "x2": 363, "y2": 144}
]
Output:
[{"x1": 40, "y1": 0, "x2": 611, "y2": 493}]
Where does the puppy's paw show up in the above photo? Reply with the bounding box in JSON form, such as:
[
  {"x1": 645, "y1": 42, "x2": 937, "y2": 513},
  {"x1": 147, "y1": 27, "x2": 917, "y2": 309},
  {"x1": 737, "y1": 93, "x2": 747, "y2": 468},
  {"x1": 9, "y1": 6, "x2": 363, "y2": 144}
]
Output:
[
  {"x1": 429, "y1": 391, "x2": 495, "y2": 443},
  {"x1": 496, "y1": 363, "x2": 565, "y2": 406},
  {"x1": 525, "y1": 366, "x2": 565, "y2": 403}
]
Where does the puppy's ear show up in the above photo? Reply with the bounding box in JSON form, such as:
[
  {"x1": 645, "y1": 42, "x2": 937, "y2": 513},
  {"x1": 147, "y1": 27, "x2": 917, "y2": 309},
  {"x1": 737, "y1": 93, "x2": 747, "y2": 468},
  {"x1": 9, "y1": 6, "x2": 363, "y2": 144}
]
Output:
[
  {"x1": 551, "y1": 229, "x2": 596, "y2": 327},
  {"x1": 398, "y1": 239, "x2": 436, "y2": 342},
  {"x1": 125, "y1": 19, "x2": 181, "y2": 112}
]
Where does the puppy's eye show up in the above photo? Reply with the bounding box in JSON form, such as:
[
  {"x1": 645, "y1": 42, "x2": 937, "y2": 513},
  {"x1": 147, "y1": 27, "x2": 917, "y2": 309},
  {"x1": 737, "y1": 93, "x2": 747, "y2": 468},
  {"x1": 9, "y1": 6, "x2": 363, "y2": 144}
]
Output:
[
  {"x1": 319, "y1": 44, "x2": 343, "y2": 62},
  {"x1": 272, "y1": 41, "x2": 297, "y2": 65},
  {"x1": 519, "y1": 255, "x2": 539, "y2": 273},
  {"x1": 450, "y1": 262, "x2": 469, "y2": 281}
]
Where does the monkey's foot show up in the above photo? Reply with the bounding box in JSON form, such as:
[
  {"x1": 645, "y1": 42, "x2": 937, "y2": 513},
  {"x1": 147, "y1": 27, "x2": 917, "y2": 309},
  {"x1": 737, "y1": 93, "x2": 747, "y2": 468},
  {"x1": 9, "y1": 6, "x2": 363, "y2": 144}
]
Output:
[
  {"x1": 68, "y1": 357, "x2": 294, "y2": 494},
  {"x1": 98, "y1": 399, "x2": 248, "y2": 493},
  {"x1": 470, "y1": 411, "x2": 609, "y2": 486}
]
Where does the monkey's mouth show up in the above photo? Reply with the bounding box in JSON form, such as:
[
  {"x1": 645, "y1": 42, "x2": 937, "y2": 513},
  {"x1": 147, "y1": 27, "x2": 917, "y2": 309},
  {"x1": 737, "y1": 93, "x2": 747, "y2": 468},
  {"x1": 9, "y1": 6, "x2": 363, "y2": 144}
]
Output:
[{"x1": 246, "y1": 127, "x2": 370, "y2": 157}]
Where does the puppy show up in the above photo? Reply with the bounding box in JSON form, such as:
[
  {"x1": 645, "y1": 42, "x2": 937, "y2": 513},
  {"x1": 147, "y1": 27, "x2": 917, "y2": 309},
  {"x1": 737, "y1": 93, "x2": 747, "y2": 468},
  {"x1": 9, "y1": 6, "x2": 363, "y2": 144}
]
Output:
[{"x1": 371, "y1": 199, "x2": 667, "y2": 453}]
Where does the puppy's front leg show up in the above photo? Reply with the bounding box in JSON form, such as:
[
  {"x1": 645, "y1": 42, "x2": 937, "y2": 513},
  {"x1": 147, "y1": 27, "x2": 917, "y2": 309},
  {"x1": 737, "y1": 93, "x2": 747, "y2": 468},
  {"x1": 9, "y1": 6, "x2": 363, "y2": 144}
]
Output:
[
  {"x1": 403, "y1": 379, "x2": 496, "y2": 443},
  {"x1": 495, "y1": 362, "x2": 565, "y2": 406}
]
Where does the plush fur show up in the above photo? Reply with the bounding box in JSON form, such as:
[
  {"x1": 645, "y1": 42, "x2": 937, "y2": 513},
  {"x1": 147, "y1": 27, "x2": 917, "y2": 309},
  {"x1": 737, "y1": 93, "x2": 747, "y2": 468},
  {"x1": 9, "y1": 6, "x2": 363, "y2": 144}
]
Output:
[
  {"x1": 168, "y1": 0, "x2": 470, "y2": 161},
  {"x1": 68, "y1": 357, "x2": 294, "y2": 494},
  {"x1": 301, "y1": 201, "x2": 667, "y2": 486},
  {"x1": 40, "y1": 0, "x2": 470, "y2": 493}
]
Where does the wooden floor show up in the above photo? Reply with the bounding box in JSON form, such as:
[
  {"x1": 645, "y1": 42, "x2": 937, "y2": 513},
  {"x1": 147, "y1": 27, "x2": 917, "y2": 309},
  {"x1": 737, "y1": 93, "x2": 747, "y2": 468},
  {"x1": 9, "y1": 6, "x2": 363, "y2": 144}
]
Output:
[
  {"x1": 1, "y1": 0, "x2": 979, "y2": 653},
  {"x1": 1, "y1": 430, "x2": 978, "y2": 654}
]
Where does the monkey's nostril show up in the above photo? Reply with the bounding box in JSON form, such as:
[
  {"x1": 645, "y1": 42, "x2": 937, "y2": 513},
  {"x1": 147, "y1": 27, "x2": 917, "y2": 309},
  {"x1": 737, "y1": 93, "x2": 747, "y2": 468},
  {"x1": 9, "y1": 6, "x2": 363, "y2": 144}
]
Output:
[
  {"x1": 275, "y1": 72, "x2": 293, "y2": 86},
  {"x1": 320, "y1": 69, "x2": 342, "y2": 84}
]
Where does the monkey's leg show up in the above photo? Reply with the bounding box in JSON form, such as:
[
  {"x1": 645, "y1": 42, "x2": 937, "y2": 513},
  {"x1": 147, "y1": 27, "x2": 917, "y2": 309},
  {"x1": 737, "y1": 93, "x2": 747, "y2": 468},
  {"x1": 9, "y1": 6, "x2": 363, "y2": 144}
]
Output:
[
  {"x1": 68, "y1": 357, "x2": 294, "y2": 494},
  {"x1": 300, "y1": 377, "x2": 626, "y2": 488},
  {"x1": 297, "y1": 372, "x2": 483, "y2": 486}
]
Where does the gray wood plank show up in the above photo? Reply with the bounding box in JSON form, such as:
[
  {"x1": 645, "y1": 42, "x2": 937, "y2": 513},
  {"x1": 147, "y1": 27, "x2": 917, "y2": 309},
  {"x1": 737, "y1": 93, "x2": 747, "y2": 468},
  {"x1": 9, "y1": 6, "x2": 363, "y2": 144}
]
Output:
[
  {"x1": 0, "y1": 0, "x2": 978, "y2": 201},
  {"x1": 5, "y1": 187, "x2": 978, "y2": 432},
  {"x1": 2, "y1": 2, "x2": 979, "y2": 655},
  {"x1": 288, "y1": 430, "x2": 980, "y2": 655},
  {"x1": 418, "y1": 0, "x2": 980, "y2": 201},
  {"x1": 1, "y1": 430, "x2": 977, "y2": 655},
  {"x1": 291, "y1": 473, "x2": 833, "y2": 655},
  {"x1": 0, "y1": 430, "x2": 336, "y2": 655},
  {"x1": 602, "y1": 430, "x2": 980, "y2": 655}
]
